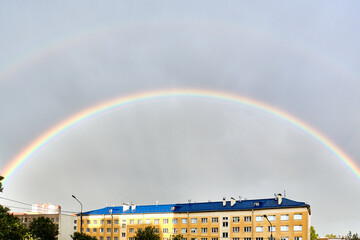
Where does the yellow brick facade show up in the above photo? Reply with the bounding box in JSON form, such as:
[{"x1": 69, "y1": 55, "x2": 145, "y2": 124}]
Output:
[{"x1": 77, "y1": 205, "x2": 310, "y2": 240}]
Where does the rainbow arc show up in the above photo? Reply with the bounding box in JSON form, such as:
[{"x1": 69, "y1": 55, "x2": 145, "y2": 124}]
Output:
[{"x1": 2, "y1": 89, "x2": 359, "y2": 184}]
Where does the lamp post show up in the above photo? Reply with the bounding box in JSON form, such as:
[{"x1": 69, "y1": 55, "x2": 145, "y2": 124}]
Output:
[
  {"x1": 72, "y1": 195, "x2": 83, "y2": 233},
  {"x1": 264, "y1": 215, "x2": 273, "y2": 240}
]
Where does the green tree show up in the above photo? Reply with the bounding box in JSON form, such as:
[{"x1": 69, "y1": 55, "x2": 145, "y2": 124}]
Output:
[
  {"x1": 0, "y1": 176, "x2": 3, "y2": 192},
  {"x1": 326, "y1": 234, "x2": 337, "y2": 238},
  {"x1": 29, "y1": 216, "x2": 59, "y2": 240},
  {"x1": 71, "y1": 232, "x2": 97, "y2": 240},
  {"x1": 0, "y1": 202, "x2": 30, "y2": 239},
  {"x1": 0, "y1": 176, "x2": 32, "y2": 239},
  {"x1": 135, "y1": 226, "x2": 161, "y2": 240},
  {"x1": 172, "y1": 234, "x2": 183, "y2": 240},
  {"x1": 310, "y1": 226, "x2": 318, "y2": 240}
]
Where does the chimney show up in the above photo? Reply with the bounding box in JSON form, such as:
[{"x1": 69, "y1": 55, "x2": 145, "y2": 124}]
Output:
[
  {"x1": 123, "y1": 203, "x2": 130, "y2": 211},
  {"x1": 277, "y1": 194, "x2": 282, "y2": 205},
  {"x1": 223, "y1": 197, "x2": 226, "y2": 206},
  {"x1": 231, "y1": 197, "x2": 236, "y2": 207}
]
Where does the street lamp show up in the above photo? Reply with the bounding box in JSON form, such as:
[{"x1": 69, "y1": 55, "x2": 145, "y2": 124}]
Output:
[
  {"x1": 72, "y1": 195, "x2": 83, "y2": 233},
  {"x1": 264, "y1": 215, "x2": 273, "y2": 240}
]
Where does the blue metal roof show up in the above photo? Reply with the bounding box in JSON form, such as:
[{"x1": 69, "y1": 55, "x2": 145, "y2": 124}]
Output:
[{"x1": 81, "y1": 198, "x2": 310, "y2": 216}]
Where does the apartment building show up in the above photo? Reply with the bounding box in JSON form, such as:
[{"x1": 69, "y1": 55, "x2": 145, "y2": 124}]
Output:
[
  {"x1": 77, "y1": 195, "x2": 310, "y2": 240},
  {"x1": 13, "y1": 203, "x2": 77, "y2": 240}
]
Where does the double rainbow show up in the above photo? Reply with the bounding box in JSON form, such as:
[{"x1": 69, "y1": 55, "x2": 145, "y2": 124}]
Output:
[{"x1": 2, "y1": 89, "x2": 360, "y2": 184}]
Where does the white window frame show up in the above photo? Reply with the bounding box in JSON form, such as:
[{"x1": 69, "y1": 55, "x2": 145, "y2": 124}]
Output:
[{"x1": 256, "y1": 226, "x2": 263, "y2": 232}]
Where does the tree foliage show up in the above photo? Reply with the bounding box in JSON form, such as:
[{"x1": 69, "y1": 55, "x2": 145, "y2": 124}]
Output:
[
  {"x1": 0, "y1": 176, "x2": 3, "y2": 192},
  {"x1": 325, "y1": 234, "x2": 338, "y2": 238},
  {"x1": 311, "y1": 226, "x2": 318, "y2": 240},
  {"x1": 172, "y1": 234, "x2": 183, "y2": 240},
  {"x1": 71, "y1": 232, "x2": 97, "y2": 240},
  {"x1": 346, "y1": 231, "x2": 359, "y2": 240},
  {"x1": 29, "y1": 216, "x2": 59, "y2": 240},
  {"x1": 135, "y1": 226, "x2": 161, "y2": 240},
  {"x1": 0, "y1": 204, "x2": 30, "y2": 240}
]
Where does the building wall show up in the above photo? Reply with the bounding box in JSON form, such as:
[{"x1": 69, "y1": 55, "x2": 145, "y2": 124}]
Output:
[
  {"x1": 77, "y1": 207, "x2": 309, "y2": 240},
  {"x1": 16, "y1": 213, "x2": 76, "y2": 240}
]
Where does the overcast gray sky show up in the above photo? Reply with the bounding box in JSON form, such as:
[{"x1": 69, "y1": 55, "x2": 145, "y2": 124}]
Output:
[{"x1": 1, "y1": 0, "x2": 360, "y2": 236}]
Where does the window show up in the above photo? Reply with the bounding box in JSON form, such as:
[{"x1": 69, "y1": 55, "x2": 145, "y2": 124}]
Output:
[
  {"x1": 115, "y1": 238, "x2": 119, "y2": 240},
  {"x1": 244, "y1": 216, "x2": 251, "y2": 222},
  {"x1": 232, "y1": 217, "x2": 239, "y2": 222},
  {"x1": 100, "y1": 237, "x2": 103, "y2": 240},
  {"x1": 182, "y1": 228, "x2": 187, "y2": 233},
  {"x1": 87, "y1": 220, "x2": 90, "y2": 224},
  {"x1": 201, "y1": 228, "x2": 207, "y2": 233},
  {"x1": 130, "y1": 220, "x2": 134, "y2": 224},
  {"x1": 256, "y1": 226, "x2": 263, "y2": 232},
  {"x1": 114, "y1": 220, "x2": 119, "y2": 224},
  {"x1": 267, "y1": 215, "x2": 276, "y2": 221},
  {"x1": 294, "y1": 237, "x2": 303, "y2": 240},
  {"x1": 281, "y1": 226, "x2": 289, "y2": 232},
  {"x1": 223, "y1": 232, "x2": 228, "y2": 238},
  {"x1": 107, "y1": 220, "x2": 111, "y2": 224},
  {"x1": 138, "y1": 220, "x2": 142, "y2": 224},
  {"x1": 163, "y1": 219, "x2": 169, "y2": 224},
  {"x1": 86, "y1": 228, "x2": 90, "y2": 233},
  {"x1": 294, "y1": 226, "x2": 302, "y2": 231},
  {"x1": 93, "y1": 228, "x2": 97, "y2": 232},
  {"x1": 256, "y1": 238, "x2": 264, "y2": 240},
  {"x1": 154, "y1": 228, "x2": 159, "y2": 233},
  {"x1": 107, "y1": 228, "x2": 111, "y2": 233},
  {"x1": 93, "y1": 220, "x2": 98, "y2": 224},
  {"x1": 51, "y1": 218, "x2": 54, "y2": 222},
  {"x1": 244, "y1": 227, "x2": 251, "y2": 232},
  {"x1": 212, "y1": 228, "x2": 218, "y2": 233},
  {"x1": 294, "y1": 214, "x2": 302, "y2": 220},
  {"x1": 256, "y1": 216, "x2": 263, "y2": 222},
  {"x1": 122, "y1": 233, "x2": 125, "y2": 237},
  {"x1": 233, "y1": 227, "x2": 239, "y2": 233},
  {"x1": 163, "y1": 228, "x2": 168, "y2": 233},
  {"x1": 173, "y1": 229, "x2": 178, "y2": 234},
  {"x1": 191, "y1": 228, "x2": 197, "y2": 233},
  {"x1": 129, "y1": 228, "x2": 134, "y2": 233},
  {"x1": 114, "y1": 228, "x2": 119, "y2": 233},
  {"x1": 223, "y1": 222, "x2": 228, "y2": 227},
  {"x1": 129, "y1": 238, "x2": 134, "y2": 240},
  {"x1": 245, "y1": 238, "x2": 251, "y2": 240},
  {"x1": 223, "y1": 217, "x2": 228, "y2": 220},
  {"x1": 212, "y1": 217, "x2": 218, "y2": 223},
  {"x1": 100, "y1": 228, "x2": 104, "y2": 232},
  {"x1": 146, "y1": 219, "x2": 151, "y2": 224},
  {"x1": 74, "y1": 220, "x2": 77, "y2": 224},
  {"x1": 191, "y1": 218, "x2": 197, "y2": 224},
  {"x1": 281, "y1": 238, "x2": 289, "y2": 240},
  {"x1": 201, "y1": 218, "x2": 208, "y2": 223},
  {"x1": 107, "y1": 237, "x2": 110, "y2": 240},
  {"x1": 212, "y1": 238, "x2": 218, "y2": 240},
  {"x1": 101, "y1": 220, "x2": 104, "y2": 224},
  {"x1": 201, "y1": 238, "x2": 207, "y2": 240},
  {"x1": 268, "y1": 226, "x2": 276, "y2": 232},
  {"x1": 182, "y1": 218, "x2": 188, "y2": 224},
  {"x1": 173, "y1": 219, "x2": 178, "y2": 224},
  {"x1": 281, "y1": 215, "x2": 289, "y2": 221},
  {"x1": 182, "y1": 238, "x2": 187, "y2": 240},
  {"x1": 122, "y1": 224, "x2": 126, "y2": 228},
  {"x1": 154, "y1": 219, "x2": 160, "y2": 224},
  {"x1": 233, "y1": 238, "x2": 239, "y2": 240}
]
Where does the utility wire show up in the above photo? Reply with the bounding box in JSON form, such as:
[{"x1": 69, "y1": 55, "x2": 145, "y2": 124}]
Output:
[{"x1": 0, "y1": 196, "x2": 77, "y2": 214}]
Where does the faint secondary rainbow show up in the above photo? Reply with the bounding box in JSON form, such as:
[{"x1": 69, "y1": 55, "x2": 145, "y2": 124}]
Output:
[{"x1": 2, "y1": 89, "x2": 360, "y2": 184}]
